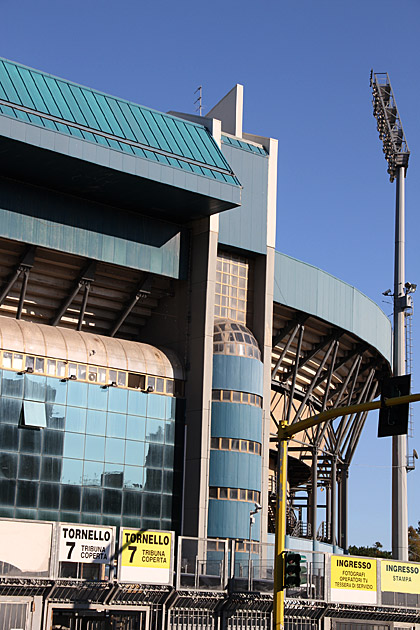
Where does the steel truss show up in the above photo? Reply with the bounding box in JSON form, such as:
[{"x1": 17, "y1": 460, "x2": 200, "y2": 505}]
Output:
[
  {"x1": 0, "y1": 237, "x2": 171, "y2": 340},
  {"x1": 270, "y1": 304, "x2": 389, "y2": 548}
]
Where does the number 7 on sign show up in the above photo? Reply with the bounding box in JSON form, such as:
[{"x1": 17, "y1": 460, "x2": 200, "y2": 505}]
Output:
[
  {"x1": 66, "y1": 542, "x2": 76, "y2": 560},
  {"x1": 128, "y1": 546, "x2": 137, "y2": 563}
]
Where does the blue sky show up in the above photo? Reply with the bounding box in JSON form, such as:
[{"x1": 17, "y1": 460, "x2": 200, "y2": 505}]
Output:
[{"x1": 2, "y1": 0, "x2": 420, "y2": 549}]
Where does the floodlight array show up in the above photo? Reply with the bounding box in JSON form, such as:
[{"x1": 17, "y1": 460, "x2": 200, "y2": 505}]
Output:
[{"x1": 370, "y1": 71, "x2": 409, "y2": 182}]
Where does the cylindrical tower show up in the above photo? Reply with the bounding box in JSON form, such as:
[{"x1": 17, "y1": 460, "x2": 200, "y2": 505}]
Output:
[{"x1": 208, "y1": 320, "x2": 263, "y2": 541}]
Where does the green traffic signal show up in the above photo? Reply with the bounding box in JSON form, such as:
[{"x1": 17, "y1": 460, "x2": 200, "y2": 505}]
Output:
[{"x1": 284, "y1": 551, "x2": 301, "y2": 588}]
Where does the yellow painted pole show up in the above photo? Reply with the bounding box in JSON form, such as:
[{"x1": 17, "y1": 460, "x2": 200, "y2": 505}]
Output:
[
  {"x1": 272, "y1": 391, "x2": 420, "y2": 629},
  {"x1": 273, "y1": 422, "x2": 287, "y2": 630}
]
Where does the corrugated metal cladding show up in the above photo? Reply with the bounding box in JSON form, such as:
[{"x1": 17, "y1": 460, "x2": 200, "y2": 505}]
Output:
[
  {"x1": 274, "y1": 252, "x2": 392, "y2": 363},
  {"x1": 218, "y1": 141, "x2": 269, "y2": 255},
  {"x1": 0, "y1": 57, "x2": 239, "y2": 186}
]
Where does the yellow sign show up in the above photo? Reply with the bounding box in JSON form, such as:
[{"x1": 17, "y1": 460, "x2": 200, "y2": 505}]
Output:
[
  {"x1": 331, "y1": 556, "x2": 377, "y2": 595},
  {"x1": 121, "y1": 529, "x2": 172, "y2": 569},
  {"x1": 381, "y1": 560, "x2": 420, "y2": 594}
]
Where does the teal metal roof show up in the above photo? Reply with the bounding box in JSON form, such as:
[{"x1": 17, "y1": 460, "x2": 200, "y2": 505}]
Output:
[
  {"x1": 0, "y1": 58, "x2": 240, "y2": 186},
  {"x1": 222, "y1": 134, "x2": 267, "y2": 155}
]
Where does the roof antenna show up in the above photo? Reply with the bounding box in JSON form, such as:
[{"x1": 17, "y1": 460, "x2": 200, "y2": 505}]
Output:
[{"x1": 194, "y1": 86, "x2": 202, "y2": 116}]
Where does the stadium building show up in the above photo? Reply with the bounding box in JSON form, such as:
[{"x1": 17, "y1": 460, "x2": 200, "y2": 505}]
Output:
[{"x1": 0, "y1": 58, "x2": 418, "y2": 630}]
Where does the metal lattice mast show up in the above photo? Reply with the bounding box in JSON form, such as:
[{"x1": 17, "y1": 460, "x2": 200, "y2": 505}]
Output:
[{"x1": 371, "y1": 71, "x2": 410, "y2": 561}]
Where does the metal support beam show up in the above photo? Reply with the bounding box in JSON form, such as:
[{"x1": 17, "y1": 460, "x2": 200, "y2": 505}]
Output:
[
  {"x1": 77, "y1": 281, "x2": 91, "y2": 331},
  {"x1": 272, "y1": 323, "x2": 300, "y2": 380},
  {"x1": 51, "y1": 260, "x2": 96, "y2": 327},
  {"x1": 280, "y1": 330, "x2": 341, "y2": 384},
  {"x1": 16, "y1": 268, "x2": 30, "y2": 320},
  {"x1": 0, "y1": 246, "x2": 36, "y2": 307},
  {"x1": 109, "y1": 277, "x2": 152, "y2": 337},
  {"x1": 272, "y1": 313, "x2": 308, "y2": 349},
  {"x1": 286, "y1": 324, "x2": 305, "y2": 425}
]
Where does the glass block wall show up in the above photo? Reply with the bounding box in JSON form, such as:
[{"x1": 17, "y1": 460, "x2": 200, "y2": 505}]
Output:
[{"x1": 0, "y1": 370, "x2": 182, "y2": 530}]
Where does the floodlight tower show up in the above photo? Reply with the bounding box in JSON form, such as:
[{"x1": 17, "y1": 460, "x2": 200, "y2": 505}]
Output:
[{"x1": 370, "y1": 71, "x2": 410, "y2": 561}]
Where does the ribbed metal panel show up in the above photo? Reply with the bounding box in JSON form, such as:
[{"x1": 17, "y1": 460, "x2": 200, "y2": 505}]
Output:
[
  {"x1": 274, "y1": 252, "x2": 392, "y2": 363},
  {"x1": 0, "y1": 58, "x2": 240, "y2": 186}
]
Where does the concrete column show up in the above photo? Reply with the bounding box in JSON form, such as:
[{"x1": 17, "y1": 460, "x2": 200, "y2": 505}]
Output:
[{"x1": 182, "y1": 215, "x2": 219, "y2": 538}]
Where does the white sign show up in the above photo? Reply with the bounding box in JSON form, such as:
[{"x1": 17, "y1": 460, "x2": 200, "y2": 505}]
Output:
[
  {"x1": 0, "y1": 519, "x2": 53, "y2": 576},
  {"x1": 118, "y1": 529, "x2": 174, "y2": 585},
  {"x1": 58, "y1": 524, "x2": 114, "y2": 564}
]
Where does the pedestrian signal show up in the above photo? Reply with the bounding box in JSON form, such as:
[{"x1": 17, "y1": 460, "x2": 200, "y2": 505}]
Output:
[
  {"x1": 378, "y1": 374, "x2": 411, "y2": 438},
  {"x1": 284, "y1": 551, "x2": 301, "y2": 588}
]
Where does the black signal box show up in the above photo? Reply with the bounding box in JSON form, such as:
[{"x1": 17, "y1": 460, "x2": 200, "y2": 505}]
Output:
[{"x1": 378, "y1": 374, "x2": 411, "y2": 438}]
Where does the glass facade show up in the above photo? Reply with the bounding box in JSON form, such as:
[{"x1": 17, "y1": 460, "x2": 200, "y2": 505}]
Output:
[{"x1": 0, "y1": 369, "x2": 182, "y2": 530}]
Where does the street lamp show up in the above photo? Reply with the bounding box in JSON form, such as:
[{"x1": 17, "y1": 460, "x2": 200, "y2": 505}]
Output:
[
  {"x1": 370, "y1": 70, "x2": 411, "y2": 561},
  {"x1": 248, "y1": 502, "x2": 262, "y2": 591}
]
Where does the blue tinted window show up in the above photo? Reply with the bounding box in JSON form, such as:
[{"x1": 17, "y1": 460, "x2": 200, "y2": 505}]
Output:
[
  {"x1": 105, "y1": 437, "x2": 125, "y2": 464},
  {"x1": 85, "y1": 435, "x2": 105, "y2": 461},
  {"x1": 103, "y1": 464, "x2": 124, "y2": 488},
  {"x1": 83, "y1": 460, "x2": 104, "y2": 486},
  {"x1": 126, "y1": 415, "x2": 146, "y2": 442},
  {"x1": 127, "y1": 391, "x2": 147, "y2": 416},
  {"x1": 147, "y1": 395, "x2": 167, "y2": 419},
  {"x1": 61, "y1": 458, "x2": 83, "y2": 485},
  {"x1": 41, "y1": 457, "x2": 62, "y2": 482},
  {"x1": 2, "y1": 371, "x2": 24, "y2": 398},
  {"x1": 46, "y1": 404, "x2": 65, "y2": 430},
  {"x1": 145, "y1": 443, "x2": 163, "y2": 468},
  {"x1": 124, "y1": 465, "x2": 143, "y2": 489},
  {"x1": 142, "y1": 493, "x2": 161, "y2": 518},
  {"x1": 161, "y1": 494, "x2": 172, "y2": 519},
  {"x1": 122, "y1": 491, "x2": 142, "y2": 517},
  {"x1": 162, "y1": 470, "x2": 173, "y2": 494},
  {"x1": 60, "y1": 485, "x2": 81, "y2": 511},
  {"x1": 165, "y1": 397, "x2": 176, "y2": 420},
  {"x1": 144, "y1": 468, "x2": 162, "y2": 492},
  {"x1": 39, "y1": 483, "x2": 60, "y2": 509},
  {"x1": 164, "y1": 422, "x2": 175, "y2": 445},
  {"x1": 87, "y1": 383, "x2": 108, "y2": 410},
  {"x1": 0, "y1": 452, "x2": 17, "y2": 479},
  {"x1": 0, "y1": 479, "x2": 16, "y2": 505},
  {"x1": 18, "y1": 454, "x2": 40, "y2": 480},
  {"x1": 65, "y1": 407, "x2": 86, "y2": 433},
  {"x1": 86, "y1": 409, "x2": 106, "y2": 436},
  {"x1": 106, "y1": 412, "x2": 126, "y2": 438},
  {"x1": 0, "y1": 424, "x2": 19, "y2": 450},
  {"x1": 125, "y1": 440, "x2": 145, "y2": 467},
  {"x1": 46, "y1": 377, "x2": 67, "y2": 405},
  {"x1": 108, "y1": 387, "x2": 128, "y2": 413},
  {"x1": 103, "y1": 489, "x2": 122, "y2": 515},
  {"x1": 24, "y1": 374, "x2": 46, "y2": 402},
  {"x1": 63, "y1": 432, "x2": 85, "y2": 458},
  {"x1": 146, "y1": 418, "x2": 165, "y2": 443},
  {"x1": 67, "y1": 381, "x2": 88, "y2": 407},
  {"x1": 16, "y1": 480, "x2": 38, "y2": 507},
  {"x1": 58, "y1": 511, "x2": 81, "y2": 523},
  {"x1": 0, "y1": 398, "x2": 22, "y2": 424},
  {"x1": 82, "y1": 487, "x2": 102, "y2": 513},
  {"x1": 19, "y1": 426, "x2": 42, "y2": 453},
  {"x1": 42, "y1": 429, "x2": 64, "y2": 456},
  {"x1": 22, "y1": 400, "x2": 47, "y2": 428},
  {"x1": 163, "y1": 445, "x2": 175, "y2": 469}
]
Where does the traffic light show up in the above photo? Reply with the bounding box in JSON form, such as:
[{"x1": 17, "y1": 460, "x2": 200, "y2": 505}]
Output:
[
  {"x1": 299, "y1": 555, "x2": 308, "y2": 586},
  {"x1": 284, "y1": 551, "x2": 301, "y2": 588},
  {"x1": 378, "y1": 374, "x2": 411, "y2": 438}
]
